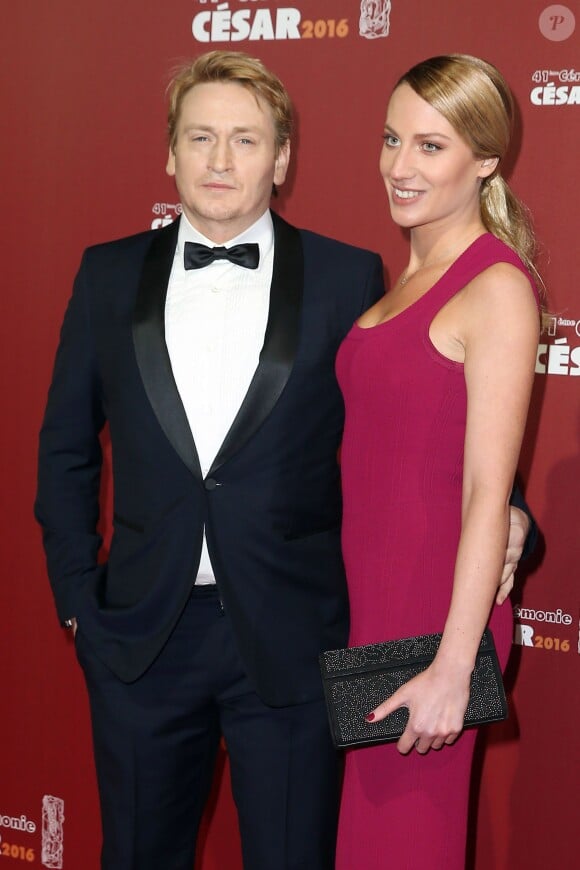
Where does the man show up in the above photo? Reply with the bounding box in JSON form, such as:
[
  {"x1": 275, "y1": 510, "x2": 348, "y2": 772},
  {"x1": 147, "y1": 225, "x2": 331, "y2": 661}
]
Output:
[{"x1": 35, "y1": 50, "x2": 533, "y2": 869}]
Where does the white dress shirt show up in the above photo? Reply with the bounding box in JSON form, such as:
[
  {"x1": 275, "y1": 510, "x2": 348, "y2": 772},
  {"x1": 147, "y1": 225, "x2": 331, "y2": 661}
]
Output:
[{"x1": 165, "y1": 210, "x2": 274, "y2": 583}]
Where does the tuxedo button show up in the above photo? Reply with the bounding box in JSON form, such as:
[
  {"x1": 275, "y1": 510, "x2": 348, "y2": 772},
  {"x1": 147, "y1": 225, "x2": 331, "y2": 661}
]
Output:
[{"x1": 204, "y1": 478, "x2": 219, "y2": 491}]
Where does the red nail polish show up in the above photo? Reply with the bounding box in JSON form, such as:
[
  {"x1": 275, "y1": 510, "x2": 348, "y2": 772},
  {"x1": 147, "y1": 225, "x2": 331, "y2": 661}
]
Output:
[{"x1": 365, "y1": 712, "x2": 375, "y2": 722}]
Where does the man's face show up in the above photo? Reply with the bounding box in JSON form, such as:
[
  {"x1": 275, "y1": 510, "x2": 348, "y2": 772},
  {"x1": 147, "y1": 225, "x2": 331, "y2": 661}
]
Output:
[{"x1": 167, "y1": 82, "x2": 290, "y2": 243}]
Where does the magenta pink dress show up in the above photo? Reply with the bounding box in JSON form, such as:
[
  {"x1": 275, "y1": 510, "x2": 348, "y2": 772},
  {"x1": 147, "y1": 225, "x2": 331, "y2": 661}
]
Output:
[{"x1": 335, "y1": 235, "x2": 536, "y2": 869}]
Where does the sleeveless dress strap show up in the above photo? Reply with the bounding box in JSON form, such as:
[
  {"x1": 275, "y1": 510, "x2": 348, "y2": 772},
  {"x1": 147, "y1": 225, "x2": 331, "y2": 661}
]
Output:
[{"x1": 419, "y1": 233, "x2": 537, "y2": 323}]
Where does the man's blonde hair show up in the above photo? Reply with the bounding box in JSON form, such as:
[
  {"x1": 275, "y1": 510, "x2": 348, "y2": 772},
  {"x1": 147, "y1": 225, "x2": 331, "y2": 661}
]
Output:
[{"x1": 167, "y1": 50, "x2": 293, "y2": 153}]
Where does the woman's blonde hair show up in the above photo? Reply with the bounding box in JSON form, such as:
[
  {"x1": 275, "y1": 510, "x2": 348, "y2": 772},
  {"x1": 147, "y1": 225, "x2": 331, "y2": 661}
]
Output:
[{"x1": 397, "y1": 54, "x2": 540, "y2": 284}]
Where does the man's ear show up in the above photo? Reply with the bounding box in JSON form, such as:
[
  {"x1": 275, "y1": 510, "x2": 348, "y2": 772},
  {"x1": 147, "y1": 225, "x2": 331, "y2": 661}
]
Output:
[
  {"x1": 166, "y1": 146, "x2": 176, "y2": 178},
  {"x1": 273, "y1": 140, "x2": 291, "y2": 187}
]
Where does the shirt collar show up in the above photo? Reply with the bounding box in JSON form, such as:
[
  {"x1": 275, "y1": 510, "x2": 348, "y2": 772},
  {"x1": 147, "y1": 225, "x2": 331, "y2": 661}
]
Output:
[{"x1": 177, "y1": 210, "x2": 274, "y2": 264}]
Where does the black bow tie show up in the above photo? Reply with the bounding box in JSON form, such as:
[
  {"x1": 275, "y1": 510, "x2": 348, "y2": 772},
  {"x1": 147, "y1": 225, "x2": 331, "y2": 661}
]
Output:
[{"x1": 184, "y1": 241, "x2": 260, "y2": 270}]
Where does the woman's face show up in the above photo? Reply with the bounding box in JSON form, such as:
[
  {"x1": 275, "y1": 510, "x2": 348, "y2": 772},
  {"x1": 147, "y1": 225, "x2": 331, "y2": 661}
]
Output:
[{"x1": 379, "y1": 83, "x2": 495, "y2": 232}]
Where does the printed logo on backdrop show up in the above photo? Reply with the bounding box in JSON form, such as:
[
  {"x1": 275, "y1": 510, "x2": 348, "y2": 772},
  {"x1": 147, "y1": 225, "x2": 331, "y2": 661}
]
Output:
[
  {"x1": 530, "y1": 68, "x2": 580, "y2": 106},
  {"x1": 41, "y1": 797, "x2": 64, "y2": 869},
  {"x1": 359, "y1": 1, "x2": 391, "y2": 39},
  {"x1": 0, "y1": 796, "x2": 64, "y2": 868},
  {"x1": 532, "y1": 6, "x2": 578, "y2": 105},
  {"x1": 190, "y1": 0, "x2": 394, "y2": 44},
  {"x1": 513, "y1": 603, "x2": 575, "y2": 654},
  {"x1": 536, "y1": 313, "x2": 580, "y2": 376},
  {"x1": 539, "y1": 4, "x2": 576, "y2": 41},
  {"x1": 151, "y1": 202, "x2": 182, "y2": 229}
]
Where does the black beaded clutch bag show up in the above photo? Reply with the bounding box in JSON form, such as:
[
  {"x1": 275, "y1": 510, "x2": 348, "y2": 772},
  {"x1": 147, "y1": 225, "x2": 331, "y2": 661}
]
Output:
[{"x1": 319, "y1": 628, "x2": 508, "y2": 749}]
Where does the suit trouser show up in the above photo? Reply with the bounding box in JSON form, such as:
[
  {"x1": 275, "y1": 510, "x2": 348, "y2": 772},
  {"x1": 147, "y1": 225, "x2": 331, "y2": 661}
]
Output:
[{"x1": 76, "y1": 585, "x2": 340, "y2": 870}]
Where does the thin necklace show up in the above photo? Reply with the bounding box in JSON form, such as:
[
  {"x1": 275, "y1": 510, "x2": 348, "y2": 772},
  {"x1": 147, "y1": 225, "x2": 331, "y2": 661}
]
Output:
[{"x1": 399, "y1": 231, "x2": 483, "y2": 287}]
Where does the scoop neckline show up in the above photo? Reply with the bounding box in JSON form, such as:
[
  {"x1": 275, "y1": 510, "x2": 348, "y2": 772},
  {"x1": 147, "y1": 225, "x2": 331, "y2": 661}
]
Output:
[{"x1": 354, "y1": 233, "x2": 490, "y2": 333}]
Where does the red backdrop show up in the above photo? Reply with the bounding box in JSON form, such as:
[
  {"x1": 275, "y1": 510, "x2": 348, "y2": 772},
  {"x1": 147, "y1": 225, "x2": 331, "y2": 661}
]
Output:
[{"x1": 2, "y1": 1, "x2": 578, "y2": 868}]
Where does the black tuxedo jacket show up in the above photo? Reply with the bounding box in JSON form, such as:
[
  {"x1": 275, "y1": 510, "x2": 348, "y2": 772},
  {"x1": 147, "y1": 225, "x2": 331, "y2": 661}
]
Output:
[{"x1": 35, "y1": 212, "x2": 385, "y2": 705}]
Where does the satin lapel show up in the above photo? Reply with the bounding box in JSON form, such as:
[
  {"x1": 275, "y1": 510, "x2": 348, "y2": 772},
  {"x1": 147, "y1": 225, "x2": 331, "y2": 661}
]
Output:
[
  {"x1": 209, "y1": 212, "x2": 304, "y2": 475},
  {"x1": 132, "y1": 219, "x2": 203, "y2": 480}
]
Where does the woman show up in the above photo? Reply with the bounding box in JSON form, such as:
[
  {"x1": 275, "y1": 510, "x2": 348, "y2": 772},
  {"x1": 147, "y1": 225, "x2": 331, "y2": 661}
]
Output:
[{"x1": 335, "y1": 55, "x2": 540, "y2": 869}]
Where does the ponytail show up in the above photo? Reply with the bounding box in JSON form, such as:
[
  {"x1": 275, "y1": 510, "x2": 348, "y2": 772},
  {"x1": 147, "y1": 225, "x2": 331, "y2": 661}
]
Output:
[{"x1": 480, "y1": 174, "x2": 544, "y2": 294}]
